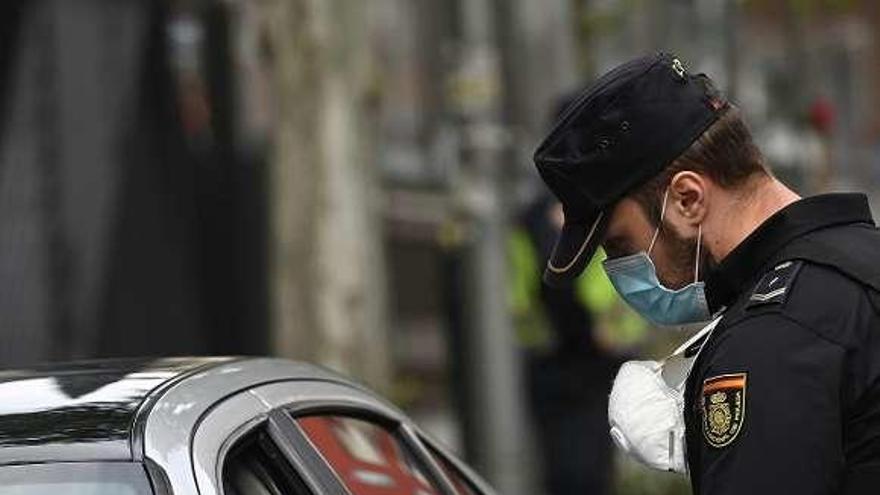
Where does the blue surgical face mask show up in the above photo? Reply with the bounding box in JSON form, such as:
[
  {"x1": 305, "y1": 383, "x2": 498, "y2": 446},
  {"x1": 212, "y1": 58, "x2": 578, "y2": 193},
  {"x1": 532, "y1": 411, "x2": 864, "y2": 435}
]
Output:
[{"x1": 602, "y1": 191, "x2": 711, "y2": 327}]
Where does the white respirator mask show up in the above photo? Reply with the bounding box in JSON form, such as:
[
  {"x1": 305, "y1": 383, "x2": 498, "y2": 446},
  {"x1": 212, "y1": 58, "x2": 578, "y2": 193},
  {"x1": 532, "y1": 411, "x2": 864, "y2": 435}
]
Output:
[{"x1": 608, "y1": 316, "x2": 721, "y2": 474}]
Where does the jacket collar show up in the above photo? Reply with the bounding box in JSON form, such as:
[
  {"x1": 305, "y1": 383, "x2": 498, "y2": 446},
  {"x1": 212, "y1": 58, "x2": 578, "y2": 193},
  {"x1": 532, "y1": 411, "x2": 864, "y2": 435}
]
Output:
[{"x1": 705, "y1": 193, "x2": 874, "y2": 313}]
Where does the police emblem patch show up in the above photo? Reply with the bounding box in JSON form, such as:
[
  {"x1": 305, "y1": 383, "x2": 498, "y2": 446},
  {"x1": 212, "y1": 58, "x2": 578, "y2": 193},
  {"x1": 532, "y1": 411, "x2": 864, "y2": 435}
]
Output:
[{"x1": 702, "y1": 373, "x2": 747, "y2": 448}]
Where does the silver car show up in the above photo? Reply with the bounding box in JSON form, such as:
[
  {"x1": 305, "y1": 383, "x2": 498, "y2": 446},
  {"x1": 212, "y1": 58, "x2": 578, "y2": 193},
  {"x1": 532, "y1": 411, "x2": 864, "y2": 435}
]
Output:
[{"x1": 0, "y1": 357, "x2": 495, "y2": 495}]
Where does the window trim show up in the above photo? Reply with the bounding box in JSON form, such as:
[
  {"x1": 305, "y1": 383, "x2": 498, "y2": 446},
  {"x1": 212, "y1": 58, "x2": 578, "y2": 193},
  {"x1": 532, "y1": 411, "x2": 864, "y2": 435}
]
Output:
[
  {"x1": 191, "y1": 390, "x2": 269, "y2": 495},
  {"x1": 216, "y1": 414, "x2": 269, "y2": 481},
  {"x1": 193, "y1": 379, "x2": 492, "y2": 495},
  {"x1": 266, "y1": 408, "x2": 349, "y2": 494},
  {"x1": 190, "y1": 387, "x2": 329, "y2": 495},
  {"x1": 417, "y1": 434, "x2": 497, "y2": 495},
  {"x1": 278, "y1": 399, "x2": 460, "y2": 495},
  {"x1": 400, "y1": 423, "x2": 463, "y2": 495},
  {"x1": 222, "y1": 423, "x2": 315, "y2": 495}
]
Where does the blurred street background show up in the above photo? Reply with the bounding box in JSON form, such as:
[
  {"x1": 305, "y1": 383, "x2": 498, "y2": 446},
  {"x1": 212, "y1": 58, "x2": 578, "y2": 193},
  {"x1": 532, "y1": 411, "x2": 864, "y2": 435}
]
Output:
[{"x1": 1, "y1": 0, "x2": 879, "y2": 494}]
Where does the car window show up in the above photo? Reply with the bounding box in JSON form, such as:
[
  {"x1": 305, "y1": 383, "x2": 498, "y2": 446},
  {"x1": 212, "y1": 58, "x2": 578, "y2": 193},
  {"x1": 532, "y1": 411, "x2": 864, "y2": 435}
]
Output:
[
  {"x1": 295, "y1": 415, "x2": 443, "y2": 495},
  {"x1": 224, "y1": 427, "x2": 312, "y2": 495},
  {"x1": 423, "y1": 445, "x2": 480, "y2": 495},
  {"x1": 0, "y1": 462, "x2": 152, "y2": 495}
]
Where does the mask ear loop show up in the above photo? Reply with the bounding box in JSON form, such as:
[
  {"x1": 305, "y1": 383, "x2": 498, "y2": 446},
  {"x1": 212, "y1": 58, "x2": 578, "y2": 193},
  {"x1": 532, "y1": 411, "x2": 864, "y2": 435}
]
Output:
[
  {"x1": 647, "y1": 188, "x2": 670, "y2": 256},
  {"x1": 694, "y1": 224, "x2": 702, "y2": 284},
  {"x1": 682, "y1": 316, "x2": 721, "y2": 383}
]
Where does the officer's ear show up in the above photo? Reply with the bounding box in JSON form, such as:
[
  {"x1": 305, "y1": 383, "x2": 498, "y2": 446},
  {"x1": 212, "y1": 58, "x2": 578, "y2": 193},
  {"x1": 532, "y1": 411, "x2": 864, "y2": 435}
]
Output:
[{"x1": 668, "y1": 171, "x2": 708, "y2": 228}]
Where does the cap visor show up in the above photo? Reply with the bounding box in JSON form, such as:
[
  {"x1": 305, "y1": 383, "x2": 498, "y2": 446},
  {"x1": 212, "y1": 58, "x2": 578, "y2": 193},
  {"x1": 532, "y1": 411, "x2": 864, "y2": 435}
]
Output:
[{"x1": 543, "y1": 211, "x2": 607, "y2": 287}]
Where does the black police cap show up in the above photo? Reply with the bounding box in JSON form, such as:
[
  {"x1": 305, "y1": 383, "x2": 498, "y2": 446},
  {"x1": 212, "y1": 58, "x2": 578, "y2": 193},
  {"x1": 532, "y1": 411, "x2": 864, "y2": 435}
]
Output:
[{"x1": 534, "y1": 52, "x2": 726, "y2": 287}]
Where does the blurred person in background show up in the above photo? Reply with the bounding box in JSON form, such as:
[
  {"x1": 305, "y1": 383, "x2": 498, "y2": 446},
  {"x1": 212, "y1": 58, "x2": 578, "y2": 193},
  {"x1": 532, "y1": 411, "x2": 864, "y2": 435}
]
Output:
[
  {"x1": 508, "y1": 193, "x2": 615, "y2": 495},
  {"x1": 508, "y1": 95, "x2": 646, "y2": 495},
  {"x1": 535, "y1": 52, "x2": 880, "y2": 495}
]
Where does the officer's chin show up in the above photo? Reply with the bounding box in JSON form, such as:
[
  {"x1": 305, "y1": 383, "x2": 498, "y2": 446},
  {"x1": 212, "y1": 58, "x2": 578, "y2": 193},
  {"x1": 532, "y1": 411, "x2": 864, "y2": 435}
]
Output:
[{"x1": 656, "y1": 271, "x2": 692, "y2": 291}]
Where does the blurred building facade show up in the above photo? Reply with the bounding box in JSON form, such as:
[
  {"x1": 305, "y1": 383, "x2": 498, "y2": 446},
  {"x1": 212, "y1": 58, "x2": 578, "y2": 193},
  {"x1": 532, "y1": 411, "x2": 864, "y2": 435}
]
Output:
[{"x1": 0, "y1": 0, "x2": 270, "y2": 364}]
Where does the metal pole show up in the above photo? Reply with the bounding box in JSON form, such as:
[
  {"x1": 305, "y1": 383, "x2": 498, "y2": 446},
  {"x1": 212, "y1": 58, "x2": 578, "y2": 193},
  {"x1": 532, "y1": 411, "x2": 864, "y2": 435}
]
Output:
[
  {"x1": 724, "y1": 0, "x2": 741, "y2": 102},
  {"x1": 454, "y1": 0, "x2": 528, "y2": 493}
]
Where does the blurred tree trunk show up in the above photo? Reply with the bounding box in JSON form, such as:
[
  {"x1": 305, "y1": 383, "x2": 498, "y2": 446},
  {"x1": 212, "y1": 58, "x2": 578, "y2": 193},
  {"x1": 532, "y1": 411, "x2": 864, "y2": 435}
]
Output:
[{"x1": 263, "y1": 0, "x2": 389, "y2": 389}]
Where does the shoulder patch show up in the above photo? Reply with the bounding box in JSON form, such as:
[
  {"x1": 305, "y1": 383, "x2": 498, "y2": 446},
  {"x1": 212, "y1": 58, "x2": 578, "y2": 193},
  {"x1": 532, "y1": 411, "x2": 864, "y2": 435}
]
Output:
[
  {"x1": 746, "y1": 260, "x2": 803, "y2": 309},
  {"x1": 702, "y1": 373, "x2": 747, "y2": 448}
]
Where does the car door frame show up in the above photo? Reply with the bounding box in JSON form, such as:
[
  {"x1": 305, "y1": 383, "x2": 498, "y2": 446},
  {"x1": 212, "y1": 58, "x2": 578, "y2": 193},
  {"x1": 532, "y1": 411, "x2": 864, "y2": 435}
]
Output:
[
  {"x1": 190, "y1": 378, "x2": 484, "y2": 495},
  {"x1": 252, "y1": 380, "x2": 461, "y2": 495},
  {"x1": 416, "y1": 432, "x2": 498, "y2": 495}
]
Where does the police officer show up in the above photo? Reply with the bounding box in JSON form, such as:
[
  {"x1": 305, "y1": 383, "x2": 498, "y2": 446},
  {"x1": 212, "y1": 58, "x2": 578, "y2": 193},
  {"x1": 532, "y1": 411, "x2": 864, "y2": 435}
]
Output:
[{"x1": 533, "y1": 52, "x2": 880, "y2": 494}]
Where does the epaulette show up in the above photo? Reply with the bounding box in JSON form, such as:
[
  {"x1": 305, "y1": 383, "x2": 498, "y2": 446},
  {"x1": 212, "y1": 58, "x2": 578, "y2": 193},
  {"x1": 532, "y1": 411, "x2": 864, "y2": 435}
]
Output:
[{"x1": 746, "y1": 260, "x2": 803, "y2": 309}]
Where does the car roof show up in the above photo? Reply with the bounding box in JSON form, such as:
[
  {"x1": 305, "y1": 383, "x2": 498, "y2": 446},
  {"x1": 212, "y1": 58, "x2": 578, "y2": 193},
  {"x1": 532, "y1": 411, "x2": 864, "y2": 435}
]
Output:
[{"x1": 0, "y1": 356, "x2": 358, "y2": 465}]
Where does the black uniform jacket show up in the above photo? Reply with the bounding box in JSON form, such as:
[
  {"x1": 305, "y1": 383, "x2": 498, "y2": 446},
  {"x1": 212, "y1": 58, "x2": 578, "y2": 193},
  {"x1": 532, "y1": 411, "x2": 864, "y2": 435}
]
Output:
[{"x1": 685, "y1": 193, "x2": 880, "y2": 495}]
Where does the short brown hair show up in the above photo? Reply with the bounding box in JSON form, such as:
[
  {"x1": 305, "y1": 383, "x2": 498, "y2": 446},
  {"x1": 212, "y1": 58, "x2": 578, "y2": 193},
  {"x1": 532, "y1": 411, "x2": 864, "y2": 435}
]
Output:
[{"x1": 631, "y1": 104, "x2": 770, "y2": 225}]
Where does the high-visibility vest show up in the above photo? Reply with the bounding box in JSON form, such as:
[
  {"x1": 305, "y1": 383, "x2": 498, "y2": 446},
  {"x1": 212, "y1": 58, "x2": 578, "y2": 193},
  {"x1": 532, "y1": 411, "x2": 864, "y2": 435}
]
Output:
[{"x1": 507, "y1": 228, "x2": 647, "y2": 351}]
